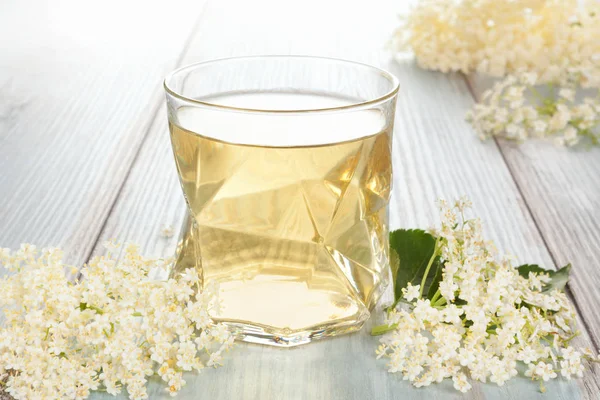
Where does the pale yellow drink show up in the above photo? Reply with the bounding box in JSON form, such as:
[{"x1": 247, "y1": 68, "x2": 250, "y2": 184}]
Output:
[{"x1": 169, "y1": 92, "x2": 392, "y2": 345}]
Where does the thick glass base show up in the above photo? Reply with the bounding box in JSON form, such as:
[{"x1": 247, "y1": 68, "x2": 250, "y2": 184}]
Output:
[
  {"x1": 170, "y1": 214, "x2": 388, "y2": 347},
  {"x1": 220, "y1": 314, "x2": 369, "y2": 348}
]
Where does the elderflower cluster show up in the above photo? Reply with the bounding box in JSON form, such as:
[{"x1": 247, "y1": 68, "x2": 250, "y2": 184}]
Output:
[
  {"x1": 0, "y1": 242, "x2": 234, "y2": 400},
  {"x1": 376, "y1": 198, "x2": 598, "y2": 392},
  {"x1": 392, "y1": 0, "x2": 600, "y2": 78},
  {"x1": 466, "y1": 71, "x2": 600, "y2": 146},
  {"x1": 393, "y1": 0, "x2": 600, "y2": 147}
]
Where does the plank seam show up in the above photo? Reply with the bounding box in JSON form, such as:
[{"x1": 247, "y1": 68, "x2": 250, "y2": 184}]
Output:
[{"x1": 79, "y1": 1, "x2": 209, "y2": 268}]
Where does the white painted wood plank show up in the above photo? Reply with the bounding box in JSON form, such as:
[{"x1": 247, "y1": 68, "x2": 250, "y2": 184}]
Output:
[
  {"x1": 0, "y1": 0, "x2": 206, "y2": 264},
  {"x1": 89, "y1": 0, "x2": 599, "y2": 399},
  {"x1": 467, "y1": 74, "x2": 600, "y2": 348}
]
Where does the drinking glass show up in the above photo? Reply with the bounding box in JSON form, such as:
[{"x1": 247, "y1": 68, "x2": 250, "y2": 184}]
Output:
[{"x1": 164, "y1": 56, "x2": 399, "y2": 347}]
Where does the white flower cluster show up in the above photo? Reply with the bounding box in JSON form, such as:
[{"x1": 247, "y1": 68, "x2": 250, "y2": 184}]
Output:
[
  {"x1": 467, "y1": 72, "x2": 600, "y2": 146},
  {"x1": 0, "y1": 242, "x2": 234, "y2": 400},
  {"x1": 393, "y1": 0, "x2": 600, "y2": 147},
  {"x1": 392, "y1": 0, "x2": 600, "y2": 77},
  {"x1": 376, "y1": 199, "x2": 599, "y2": 392}
]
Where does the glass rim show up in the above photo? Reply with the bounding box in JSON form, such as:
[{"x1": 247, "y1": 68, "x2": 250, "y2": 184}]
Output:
[{"x1": 163, "y1": 55, "x2": 400, "y2": 114}]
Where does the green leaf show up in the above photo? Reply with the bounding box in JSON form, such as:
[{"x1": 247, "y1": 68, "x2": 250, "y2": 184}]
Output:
[
  {"x1": 389, "y1": 248, "x2": 400, "y2": 285},
  {"x1": 550, "y1": 264, "x2": 572, "y2": 291},
  {"x1": 389, "y1": 229, "x2": 439, "y2": 303},
  {"x1": 516, "y1": 263, "x2": 571, "y2": 291}
]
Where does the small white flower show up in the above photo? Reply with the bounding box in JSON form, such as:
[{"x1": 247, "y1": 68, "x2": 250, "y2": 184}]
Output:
[
  {"x1": 563, "y1": 126, "x2": 580, "y2": 146},
  {"x1": 522, "y1": 72, "x2": 538, "y2": 86},
  {"x1": 525, "y1": 362, "x2": 537, "y2": 378},
  {"x1": 457, "y1": 347, "x2": 476, "y2": 367},
  {"x1": 160, "y1": 224, "x2": 175, "y2": 238},
  {"x1": 532, "y1": 120, "x2": 548, "y2": 136},
  {"x1": 211, "y1": 324, "x2": 232, "y2": 343},
  {"x1": 402, "y1": 283, "x2": 421, "y2": 302},
  {"x1": 207, "y1": 351, "x2": 223, "y2": 367},
  {"x1": 518, "y1": 346, "x2": 540, "y2": 364},
  {"x1": 535, "y1": 362, "x2": 558, "y2": 381},
  {"x1": 554, "y1": 136, "x2": 567, "y2": 147},
  {"x1": 439, "y1": 279, "x2": 457, "y2": 301},
  {"x1": 559, "y1": 88, "x2": 575, "y2": 102},
  {"x1": 442, "y1": 304, "x2": 463, "y2": 324}
]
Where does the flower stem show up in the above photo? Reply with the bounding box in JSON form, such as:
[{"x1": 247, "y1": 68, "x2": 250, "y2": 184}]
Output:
[
  {"x1": 430, "y1": 289, "x2": 442, "y2": 304},
  {"x1": 529, "y1": 86, "x2": 545, "y2": 104},
  {"x1": 563, "y1": 330, "x2": 580, "y2": 343},
  {"x1": 419, "y1": 238, "x2": 440, "y2": 298},
  {"x1": 432, "y1": 297, "x2": 447, "y2": 307},
  {"x1": 371, "y1": 324, "x2": 398, "y2": 336}
]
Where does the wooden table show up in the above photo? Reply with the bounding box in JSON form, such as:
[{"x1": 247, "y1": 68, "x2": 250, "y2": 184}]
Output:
[{"x1": 1, "y1": 0, "x2": 598, "y2": 399}]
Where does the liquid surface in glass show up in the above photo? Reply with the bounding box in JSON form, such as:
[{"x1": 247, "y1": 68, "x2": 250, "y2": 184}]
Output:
[{"x1": 169, "y1": 92, "x2": 392, "y2": 346}]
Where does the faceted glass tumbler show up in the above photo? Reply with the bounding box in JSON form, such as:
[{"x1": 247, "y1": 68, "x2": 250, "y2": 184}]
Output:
[{"x1": 164, "y1": 56, "x2": 399, "y2": 347}]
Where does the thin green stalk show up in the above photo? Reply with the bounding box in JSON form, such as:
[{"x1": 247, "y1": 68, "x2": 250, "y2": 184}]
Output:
[
  {"x1": 386, "y1": 300, "x2": 399, "y2": 313},
  {"x1": 430, "y1": 289, "x2": 442, "y2": 304},
  {"x1": 579, "y1": 128, "x2": 599, "y2": 145},
  {"x1": 563, "y1": 330, "x2": 580, "y2": 343},
  {"x1": 89, "y1": 305, "x2": 104, "y2": 314},
  {"x1": 432, "y1": 297, "x2": 447, "y2": 307},
  {"x1": 529, "y1": 86, "x2": 545, "y2": 104},
  {"x1": 371, "y1": 324, "x2": 398, "y2": 336},
  {"x1": 386, "y1": 297, "x2": 414, "y2": 313},
  {"x1": 419, "y1": 238, "x2": 440, "y2": 298}
]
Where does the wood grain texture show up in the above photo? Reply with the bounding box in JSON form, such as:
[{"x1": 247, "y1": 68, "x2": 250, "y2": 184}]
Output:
[
  {"x1": 467, "y1": 74, "x2": 600, "y2": 348},
  {"x1": 0, "y1": 0, "x2": 206, "y2": 264},
  {"x1": 87, "y1": 0, "x2": 599, "y2": 398}
]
